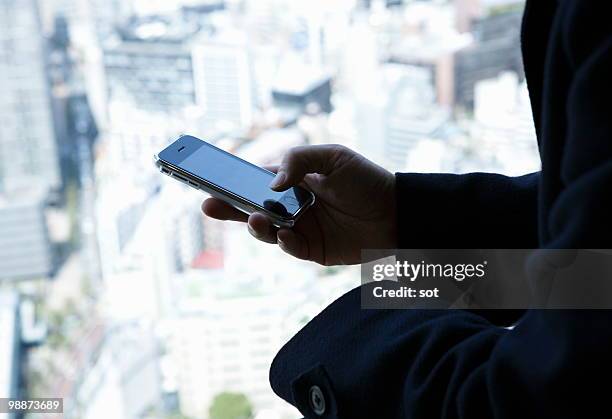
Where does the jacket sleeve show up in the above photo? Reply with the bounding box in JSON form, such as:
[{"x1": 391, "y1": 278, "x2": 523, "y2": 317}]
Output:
[
  {"x1": 395, "y1": 172, "x2": 538, "y2": 326},
  {"x1": 269, "y1": 285, "x2": 610, "y2": 419},
  {"x1": 395, "y1": 172, "x2": 539, "y2": 248}
]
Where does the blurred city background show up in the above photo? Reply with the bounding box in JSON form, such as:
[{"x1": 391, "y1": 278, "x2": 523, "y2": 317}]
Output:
[{"x1": 0, "y1": 0, "x2": 539, "y2": 418}]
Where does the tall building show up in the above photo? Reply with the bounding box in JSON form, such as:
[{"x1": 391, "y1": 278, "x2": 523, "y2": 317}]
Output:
[
  {"x1": 87, "y1": 0, "x2": 133, "y2": 40},
  {"x1": 161, "y1": 213, "x2": 362, "y2": 419},
  {"x1": 455, "y1": 0, "x2": 483, "y2": 33},
  {"x1": 355, "y1": 64, "x2": 449, "y2": 173},
  {"x1": 454, "y1": 4, "x2": 525, "y2": 111},
  {"x1": 103, "y1": 18, "x2": 199, "y2": 115},
  {"x1": 0, "y1": 185, "x2": 54, "y2": 281},
  {"x1": 38, "y1": 0, "x2": 91, "y2": 33},
  {"x1": 385, "y1": 67, "x2": 450, "y2": 172},
  {"x1": 193, "y1": 33, "x2": 255, "y2": 135},
  {"x1": 0, "y1": 0, "x2": 61, "y2": 194},
  {"x1": 168, "y1": 281, "x2": 298, "y2": 418},
  {"x1": 388, "y1": 34, "x2": 470, "y2": 109},
  {"x1": 95, "y1": 176, "x2": 211, "y2": 320},
  {"x1": 104, "y1": 16, "x2": 255, "y2": 136},
  {"x1": 72, "y1": 323, "x2": 161, "y2": 419},
  {"x1": 470, "y1": 72, "x2": 540, "y2": 175},
  {"x1": 455, "y1": 0, "x2": 525, "y2": 33},
  {"x1": 47, "y1": 17, "x2": 99, "y2": 188},
  {"x1": 166, "y1": 222, "x2": 327, "y2": 418},
  {"x1": 385, "y1": 1, "x2": 472, "y2": 109}
]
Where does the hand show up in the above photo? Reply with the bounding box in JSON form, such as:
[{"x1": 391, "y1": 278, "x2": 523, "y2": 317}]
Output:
[{"x1": 202, "y1": 144, "x2": 397, "y2": 265}]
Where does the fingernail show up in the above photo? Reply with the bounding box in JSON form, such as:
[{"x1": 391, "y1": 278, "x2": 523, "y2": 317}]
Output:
[{"x1": 269, "y1": 172, "x2": 286, "y2": 190}]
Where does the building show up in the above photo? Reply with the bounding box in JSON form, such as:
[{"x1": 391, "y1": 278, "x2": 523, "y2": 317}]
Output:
[
  {"x1": 87, "y1": 0, "x2": 133, "y2": 40},
  {"x1": 455, "y1": 0, "x2": 525, "y2": 32},
  {"x1": 53, "y1": 91, "x2": 99, "y2": 188},
  {"x1": 166, "y1": 269, "x2": 358, "y2": 419},
  {"x1": 469, "y1": 72, "x2": 540, "y2": 175},
  {"x1": 181, "y1": 2, "x2": 226, "y2": 22},
  {"x1": 103, "y1": 17, "x2": 200, "y2": 115},
  {"x1": 0, "y1": 292, "x2": 21, "y2": 419},
  {"x1": 192, "y1": 31, "x2": 255, "y2": 135},
  {"x1": 455, "y1": 0, "x2": 483, "y2": 33},
  {"x1": 38, "y1": 0, "x2": 91, "y2": 34},
  {"x1": 95, "y1": 175, "x2": 212, "y2": 321},
  {"x1": 272, "y1": 71, "x2": 332, "y2": 115},
  {"x1": 69, "y1": 323, "x2": 161, "y2": 419},
  {"x1": 95, "y1": 177, "x2": 160, "y2": 280},
  {"x1": 385, "y1": 67, "x2": 450, "y2": 172},
  {"x1": 104, "y1": 16, "x2": 255, "y2": 137},
  {"x1": 47, "y1": 17, "x2": 99, "y2": 189},
  {"x1": 0, "y1": 0, "x2": 61, "y2": 194},
  {"x1": 0, "y1": 186, "x2": 54, "y2": 281},
  {"x1": 454, "y1": 5, "x2": 525, "y2": 111},
  {"x1": 355, "y1": 64, "x2": 450, "y2": 173},
  {"x1": 168, "y1": 279, "x2": 299, "y2": 418},
  {"x1": 387, "y1": 2, "x2": 471, "y2": 109},
  {"x1": 162, "y1": 217, "x2": 360, "y2": 419}
]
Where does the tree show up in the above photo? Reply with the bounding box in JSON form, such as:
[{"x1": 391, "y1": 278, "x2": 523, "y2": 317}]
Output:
[{"x1": 209, "y1": 392, "x2": 253, "y2": 419}]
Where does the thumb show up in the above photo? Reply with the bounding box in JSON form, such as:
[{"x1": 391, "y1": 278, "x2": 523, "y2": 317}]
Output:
[{"x1": 269, "y1": 144, "x2": 348, "y2": 191}]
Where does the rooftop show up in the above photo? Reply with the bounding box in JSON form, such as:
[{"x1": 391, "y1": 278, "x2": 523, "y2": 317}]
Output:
[{"x1": 117, "y1": 15, "x2": 202, "y2": 43}]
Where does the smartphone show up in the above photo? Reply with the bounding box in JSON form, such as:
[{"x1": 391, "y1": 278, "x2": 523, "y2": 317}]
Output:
[{"x1": 154, "y1": 135, "x2": 315, "y2": 228}]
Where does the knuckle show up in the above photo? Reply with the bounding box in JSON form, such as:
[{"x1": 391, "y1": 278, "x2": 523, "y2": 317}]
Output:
[
  {"x1": 281, "y1": 147, "x2": 301, "y2": 167},
  {"x1": 284, "y1": 146, "x2": 308, "y2": 170},
  {"x1": 327, "y1": 144, "x2": 353, "y2": 167},
  {"x1": 330, "y1": 143, "x2": 347, "y2": 152},
  {"x1": 288, "y1": 145, "x2": 308, "y2": 160},
  {"x1": 329, "y1": 143, "x2": 350, "y2": 158}
]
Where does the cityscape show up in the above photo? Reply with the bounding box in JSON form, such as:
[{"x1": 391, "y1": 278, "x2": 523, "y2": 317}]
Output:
[{"x1": 0, "y1": 0, "x2": 540, "y2": 418}]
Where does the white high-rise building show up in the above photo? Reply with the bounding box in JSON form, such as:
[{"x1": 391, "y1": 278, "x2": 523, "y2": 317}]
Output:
[
  {"x1": 166, "y1": 223, "x2": 326, "y2": 419},
  {"x1": 71, "y1": 323, "x2": 161, "y2": 419},
  {"x1": 168, "y1": 281, "x2": 304, "y2": 418},
  {"x1": 104, "y1": 17, "x2": 255, "y2": 137},
  {"x1": 0, "y1": 0, "x2": 60, "y2": 193},
  {"x1": 355, "y1": 64, "x2": 449, "y2": 173},
  {"x1": 103, "y1": 33, "x2": 198, "y2": 116},
  {"x1": 193, "y1": 32, "x2": 255, "y2": 135},
  {"x1": 385, "y1": 66, "x2": 450, "y2": 172},
  {"x1": 163, "y1": 211, "x2": 361, "y2": 419},
  {"x1": 471, "y1": 71, "x2": 540, "y2": 175}
]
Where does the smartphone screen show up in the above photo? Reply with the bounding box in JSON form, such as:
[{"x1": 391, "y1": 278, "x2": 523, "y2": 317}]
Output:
[{"x1": 159, "y1": 135, "x2": 313, "y2": 218}]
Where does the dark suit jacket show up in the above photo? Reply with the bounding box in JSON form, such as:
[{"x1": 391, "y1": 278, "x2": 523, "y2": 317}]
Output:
[{"x1": 269, "y1": 1, "x2": 612, "y2": 417}]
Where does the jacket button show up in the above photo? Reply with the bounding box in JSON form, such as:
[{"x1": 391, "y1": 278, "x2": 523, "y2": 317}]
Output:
[{"x1": 309, "y1": 385, "x2": 326, "y2": 416}]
